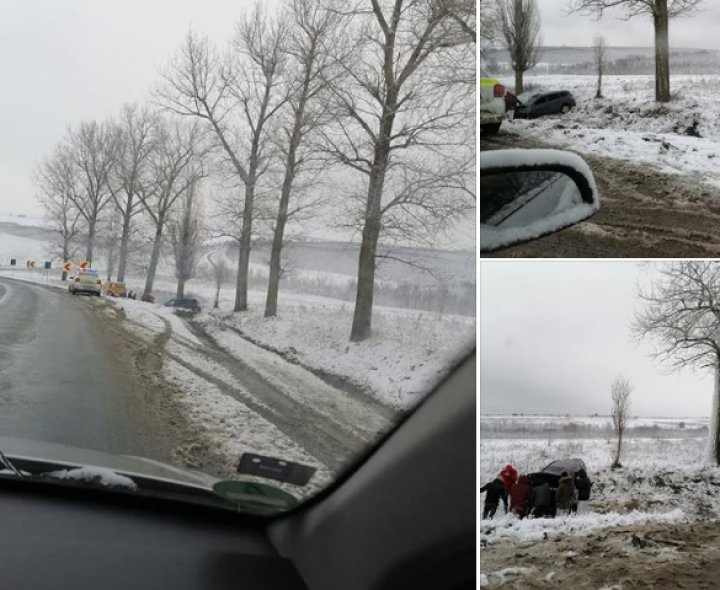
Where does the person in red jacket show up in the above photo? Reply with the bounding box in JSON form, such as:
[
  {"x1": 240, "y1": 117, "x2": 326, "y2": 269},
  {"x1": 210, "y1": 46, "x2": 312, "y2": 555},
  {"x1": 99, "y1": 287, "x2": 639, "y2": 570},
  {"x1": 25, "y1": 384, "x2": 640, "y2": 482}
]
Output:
[
  {"x1": 509, "y1": 475, "x2": 532, "y2": 518},
  {"x1": 500, "y1": 464, "x2": 518, "y2": 494}
]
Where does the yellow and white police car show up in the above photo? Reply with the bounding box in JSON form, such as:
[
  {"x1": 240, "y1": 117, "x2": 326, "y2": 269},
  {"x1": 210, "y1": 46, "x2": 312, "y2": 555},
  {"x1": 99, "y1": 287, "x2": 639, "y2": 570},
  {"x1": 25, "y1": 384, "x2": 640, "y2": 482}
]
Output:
[{"x1": 480, "y1": 69, "x2": 506, "y2": 135}]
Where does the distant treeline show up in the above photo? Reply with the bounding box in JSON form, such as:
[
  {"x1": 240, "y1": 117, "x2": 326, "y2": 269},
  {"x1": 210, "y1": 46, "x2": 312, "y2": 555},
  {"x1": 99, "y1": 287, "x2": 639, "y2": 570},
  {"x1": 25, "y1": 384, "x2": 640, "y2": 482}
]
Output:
[
  {"x1": 481, "y1": 420, "x2": 707, "y2": 440},
  {"x1": 484, "y1": 48, "x2": 720, "y2": 76}
]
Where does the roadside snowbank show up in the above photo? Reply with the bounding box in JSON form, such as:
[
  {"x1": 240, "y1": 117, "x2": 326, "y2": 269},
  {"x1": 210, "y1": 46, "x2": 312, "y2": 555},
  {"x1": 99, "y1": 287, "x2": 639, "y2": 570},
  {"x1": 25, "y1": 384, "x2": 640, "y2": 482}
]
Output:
[
  {"x1": 201, "y1": 300, "x2": 475, "y2": 409},
  {"x1": 480, "y1": 508, "x2": 686, "y2": 546}
]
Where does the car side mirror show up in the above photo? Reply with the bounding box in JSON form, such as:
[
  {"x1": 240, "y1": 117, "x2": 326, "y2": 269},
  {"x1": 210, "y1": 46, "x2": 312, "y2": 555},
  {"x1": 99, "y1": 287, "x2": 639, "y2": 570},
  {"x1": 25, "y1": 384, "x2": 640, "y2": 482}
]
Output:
[{"x1": 480, "y1": 149, "x2": 599, "y2": 253}]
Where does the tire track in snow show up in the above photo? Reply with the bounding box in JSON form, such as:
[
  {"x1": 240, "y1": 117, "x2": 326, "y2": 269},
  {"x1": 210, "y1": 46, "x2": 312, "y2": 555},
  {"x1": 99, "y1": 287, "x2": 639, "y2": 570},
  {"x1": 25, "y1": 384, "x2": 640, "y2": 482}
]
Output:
[{"x1": 162, "y1": 320, "x2": 373, "y2": 472}]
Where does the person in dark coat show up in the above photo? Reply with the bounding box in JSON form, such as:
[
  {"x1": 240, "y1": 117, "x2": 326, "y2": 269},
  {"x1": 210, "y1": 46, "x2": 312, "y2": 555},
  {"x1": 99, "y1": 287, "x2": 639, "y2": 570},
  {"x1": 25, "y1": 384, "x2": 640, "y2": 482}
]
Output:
[
  {"x1": 505, "y1": 91, "x2": 519, "y2": 121},
  {"x1": 555, "y1": 471, "x2": 576, "y2": 515},
  {"x1": 574, "y1": 468, "x2": 592, "y2": 514},
  {"x1": 509, "y1": 475, "x2": 532, "y2": 518},
  {"x1": 529, "y1": 479, "x2": 553, "y2": 518},
  {"x1": 480, "y1": 477, "x2": 508, "y2": 519}
]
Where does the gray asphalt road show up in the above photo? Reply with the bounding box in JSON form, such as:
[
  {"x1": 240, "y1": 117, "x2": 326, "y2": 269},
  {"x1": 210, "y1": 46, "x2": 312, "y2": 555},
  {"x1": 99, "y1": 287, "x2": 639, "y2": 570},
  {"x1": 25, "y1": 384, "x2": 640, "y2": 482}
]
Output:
[{"x1": 0, "y1": 278, "x2": 160, "y2": 457}]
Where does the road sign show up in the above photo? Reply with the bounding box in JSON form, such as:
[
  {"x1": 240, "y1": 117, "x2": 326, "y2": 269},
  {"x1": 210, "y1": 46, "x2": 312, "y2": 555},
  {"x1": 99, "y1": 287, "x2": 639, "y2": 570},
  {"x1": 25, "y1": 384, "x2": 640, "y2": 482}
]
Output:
[
  {"x1": 44, "y1": 261, "x2": 51, "y2": 270},
  {"x1": 79, "y1": 261, "x2": 90, "y2": 270},
  {"x1": 10, "y1": 259, "x2": 15, "y2": 266},
  {"x1": 63, "y1": 261, "x2": 72, "y2": 273},
  {"x1": 27, "y1": 260, "x2": 37, "y2": 269}
]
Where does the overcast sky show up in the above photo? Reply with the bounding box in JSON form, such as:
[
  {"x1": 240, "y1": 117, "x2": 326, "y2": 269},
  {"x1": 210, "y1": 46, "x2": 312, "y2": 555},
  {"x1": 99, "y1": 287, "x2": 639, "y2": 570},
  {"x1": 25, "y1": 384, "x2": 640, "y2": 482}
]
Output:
[
  {"x1": 0, "y1": 0, "x2": 273, "y2": 217},
  {"x1": 480, "y1": 261, "x2": 714, "y2": 418},
  {"x1": 538, "y1": 0, "x2": 720, "y2": 50}
]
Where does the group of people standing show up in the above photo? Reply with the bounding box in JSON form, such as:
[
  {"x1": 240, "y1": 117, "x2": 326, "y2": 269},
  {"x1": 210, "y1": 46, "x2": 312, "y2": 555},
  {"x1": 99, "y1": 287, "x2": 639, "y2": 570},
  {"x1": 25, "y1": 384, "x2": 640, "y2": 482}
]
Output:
[{"x1": 480, "y1": 464, "x2": 593, "y2": 520}]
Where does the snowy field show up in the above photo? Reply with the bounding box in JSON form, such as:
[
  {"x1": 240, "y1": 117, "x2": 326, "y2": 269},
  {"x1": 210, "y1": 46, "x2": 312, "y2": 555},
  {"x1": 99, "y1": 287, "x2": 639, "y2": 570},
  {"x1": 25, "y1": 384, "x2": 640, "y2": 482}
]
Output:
[
  {"x1": 480, "y1": 414, "x2": 720, "y2": 547},
  {"x1": 500, "y1": 74, "x2": 720, "y2": 191}
]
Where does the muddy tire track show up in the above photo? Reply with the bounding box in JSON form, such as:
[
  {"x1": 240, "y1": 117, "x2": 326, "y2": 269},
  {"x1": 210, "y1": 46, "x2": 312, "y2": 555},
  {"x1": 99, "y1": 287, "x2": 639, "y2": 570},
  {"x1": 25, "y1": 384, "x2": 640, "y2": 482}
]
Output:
[
  {"x1": 217, "y1": 322, "x2": 397, "y2": 422},
  {"x1": 480, "y1": 520, "x2": 720, "y2": 589},
  {"x1": 169, "y1": 321, "x2": 371, "y2": 472},
  {"x1": 481, "y1": 130, "x2": 720, "y2": 257},
  {"x1": 80, "y1": 297, "x2": 232, "y2": 477}
]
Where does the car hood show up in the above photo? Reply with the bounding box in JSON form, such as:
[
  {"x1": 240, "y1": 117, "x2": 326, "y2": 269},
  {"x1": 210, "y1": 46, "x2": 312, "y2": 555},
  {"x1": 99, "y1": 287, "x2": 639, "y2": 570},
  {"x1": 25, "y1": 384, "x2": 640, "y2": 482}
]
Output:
[{"x1": 0, "y1": 435, "x2": 218, "y2": 489}]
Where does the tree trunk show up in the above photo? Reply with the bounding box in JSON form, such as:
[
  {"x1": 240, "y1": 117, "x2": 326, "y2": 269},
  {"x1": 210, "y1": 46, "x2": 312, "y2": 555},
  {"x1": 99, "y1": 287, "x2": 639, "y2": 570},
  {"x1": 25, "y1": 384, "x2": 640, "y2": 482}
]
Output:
[
  {"x1": 515, "y1": 70, "x2": 524, "y2": 96},
  {"x1": 596, "y1": 71, "x2": 602, "y2": 99},
  {"x1": 350, "y1": 100, "x2": 395, "y2": 342},
  {"x1": 350, "y1": 218, "x2": 381, "y2": 341},
  {"x1": 176, "y1": 277, "x2": 185, "y2": 299},
  {"x1": 234, "y1": 182, "x2": 255, "y2": 312},
  {"x1": 214, "y1": 285, "x2": 220, "y2": 309},
  {"x1": 144, "y1": 223, "x2": 164, "y2": 297},
  {"x1": 653, "y1": 2, "x2": 671, "y2": 103},
  {"x1": 265, "y1": 151, "x2": 299, "y2": 318},
  {"x1": 514, "y1": 68, "x2": 523, "y2": 94},
  {"x1": 106, "y1": 246, "x2": 115, "y2": 282},
  {"x1": 86, "y1": 219, "x2": 96, "y2": 264},
  {"x1": 265, "y1": 169, "x2": 293, "y2": 317},
  {"x1": 235, "y1": 239, "x2": 251, "y2": 312},
  {"x1": 264, "y1": 56, "x2": 311, "y2": 318},
  {"x1": 705, "y1": 357, "x2": 720, "y2": 464},
  {"x1": 613, "y1": 429, "x2": 623, "y2": 468},
  {"x1": 117, "y1": 197, "x2": 134, "y2": 283},
  {"x1": 350, "y1": 163, "x2": 386, "y2": 342},
  {"x1": 264, "y1": 227, "x2": 284, "y2": 318},
  {"x1": 61, "y1": 240, "x2": 70, "y2": 282}
]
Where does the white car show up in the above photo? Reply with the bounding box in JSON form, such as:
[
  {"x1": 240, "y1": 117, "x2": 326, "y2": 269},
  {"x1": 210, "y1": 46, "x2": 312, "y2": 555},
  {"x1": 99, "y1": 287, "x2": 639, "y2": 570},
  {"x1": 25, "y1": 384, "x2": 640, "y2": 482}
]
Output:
[
  {"x1": 69, "y1": 270, "x2": 102, "y2": 296},
  {"x1": 480, "y1": 68, "x2": 506, "y2": 135}
]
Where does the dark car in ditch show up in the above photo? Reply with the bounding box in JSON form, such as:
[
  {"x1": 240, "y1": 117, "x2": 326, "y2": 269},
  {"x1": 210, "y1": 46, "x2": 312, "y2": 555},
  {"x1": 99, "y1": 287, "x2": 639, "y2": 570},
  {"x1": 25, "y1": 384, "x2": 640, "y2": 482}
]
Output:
[
  {"x1": 526, "y1": 458, "x2": 590, "y2": 518},
  {"x1": 529, "y1": 458, "x2": 589, "y2": 487},
  {"x1": 165, "y1": 297, "x2": 202, "y2": 317},
  {"x1": 516, "y1": 90, "x2": 576, "y2": 119}
]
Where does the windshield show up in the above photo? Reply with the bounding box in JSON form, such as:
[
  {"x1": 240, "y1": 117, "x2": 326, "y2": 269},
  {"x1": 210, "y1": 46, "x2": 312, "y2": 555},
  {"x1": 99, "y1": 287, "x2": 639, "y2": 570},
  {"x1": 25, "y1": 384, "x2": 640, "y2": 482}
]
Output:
[{"x1": 0, "y1": 0, "x2": 475, "y2": 515}]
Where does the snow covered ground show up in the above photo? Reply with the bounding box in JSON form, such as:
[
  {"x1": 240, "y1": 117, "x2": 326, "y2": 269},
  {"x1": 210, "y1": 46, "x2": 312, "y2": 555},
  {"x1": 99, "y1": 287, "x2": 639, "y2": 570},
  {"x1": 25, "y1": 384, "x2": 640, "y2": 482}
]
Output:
[
  {"x1": 201, "y1": 300, "x2": 475, "y2": 410},
  {"x1": 480, "y1": 415, "x2": 720, "y2": 547},
  {"x1": 500, "y1": 74, "x2": 720, "y2": 191}
]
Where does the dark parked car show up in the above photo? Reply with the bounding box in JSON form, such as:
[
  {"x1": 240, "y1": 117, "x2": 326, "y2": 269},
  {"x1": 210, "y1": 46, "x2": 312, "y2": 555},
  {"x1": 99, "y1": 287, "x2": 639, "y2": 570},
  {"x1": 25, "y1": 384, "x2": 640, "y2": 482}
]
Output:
[
  {"x1": 528, "y1": 458, "x2": 588, "y2": 488},
  {"x1": 526, "y1": 458, "x2": 589, "y2": 518},
  {"x1": 516, "y1": 90, "x2": 576, "y2": 119},
  {"x1": 165, "y1": 297, "x2": 201, "y2": 317}
]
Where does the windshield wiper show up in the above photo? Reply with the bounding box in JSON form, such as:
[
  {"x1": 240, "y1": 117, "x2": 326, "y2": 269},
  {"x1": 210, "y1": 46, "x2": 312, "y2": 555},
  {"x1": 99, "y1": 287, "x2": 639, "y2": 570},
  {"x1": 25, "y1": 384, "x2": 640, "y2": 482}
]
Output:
[{"x1": 0, "y1": 451, "x2": 24, "y2": 478}]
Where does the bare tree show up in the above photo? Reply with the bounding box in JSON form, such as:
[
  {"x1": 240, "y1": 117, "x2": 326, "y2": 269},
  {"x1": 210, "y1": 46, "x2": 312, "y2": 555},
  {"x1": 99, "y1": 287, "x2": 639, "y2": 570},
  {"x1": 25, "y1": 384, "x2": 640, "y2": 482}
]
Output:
[
  {"x1": 136, "y1": 119, "x2": 204, "y2": 298},
  {"x1": 593, "y1": 34, "x2": 607, "y2": 98},
  {"x1": 35, "y1": 146, "x2": 83, "y2": 280},
  {"x1": 322, "y1": 0, "x2": 474, "y2": 341},
  {"x1": 567, "y1": 0, "x2": 704, "y2": 103},
  {"x1": 66, "y1": 120, "x2": 118, "y2": 263},
  {"x1": 169, "y1": 178, "x2": 202, "y2": 299},
  {"x1": 157, "y1": 6, "x2": 288, "y2": 312},
  {"x1": 97, "y1": 211, "x2": 123, "y2": 281},
  {"x1": 633, "y1": 262, "x2": 720, "y2": 464},
  {"x1": 263, "y1": 0, "x2": 338, "y2": 318},
  {"x1": 498, "y1": 0, "x2": 542, "y2": 94},
  {"x1": 480, "y1": 0, "x2": 500, "y2": 58},
  {"x1": 447, "y1": 0, "x2": 477, "y2": 44},
  {"x1": 610, "y1": 375, "x2": 632, "y2": 469},
  {"x1": 110, "y1": 104, "x2": 158, "y2": 283},
  {"x1": 208, "y1": 251, "x2": 230, "y2": 309}
]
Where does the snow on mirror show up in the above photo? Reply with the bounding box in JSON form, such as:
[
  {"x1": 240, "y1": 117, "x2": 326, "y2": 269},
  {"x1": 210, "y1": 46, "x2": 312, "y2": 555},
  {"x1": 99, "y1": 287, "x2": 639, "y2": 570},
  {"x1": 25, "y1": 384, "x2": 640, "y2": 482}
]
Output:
[{"x1": 480, "y1": 149, "x2": 600, "y2": 253}]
